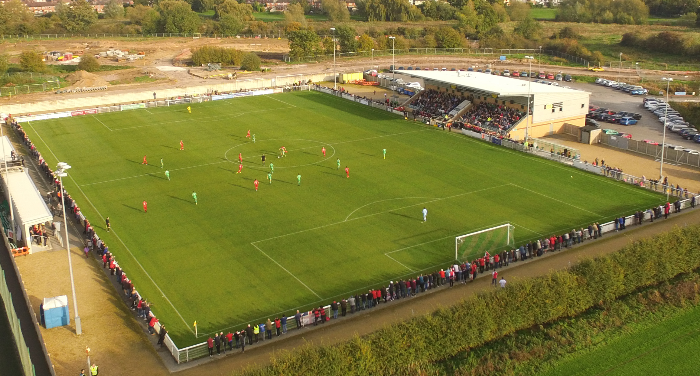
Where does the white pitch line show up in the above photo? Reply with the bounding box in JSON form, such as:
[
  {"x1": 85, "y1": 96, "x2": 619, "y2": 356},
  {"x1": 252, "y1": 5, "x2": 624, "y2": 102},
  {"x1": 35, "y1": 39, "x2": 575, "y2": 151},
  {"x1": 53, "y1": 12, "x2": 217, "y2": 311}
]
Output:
[
  {"x1": 250, "y1": 243, "x2": 321, "y2": 299},
  {"x1": 92, "y1": 115, "x2": 112, "y2": 131},
  {"x1": 345, "y1": 196, "x2": 432, "y2": 222},
  {"x1": 81, "y1": 160, "x2": 227, "y2": 186},
  {"x1": 253, "y1": 184, "x2": 510, "y2": 245},
  {"x1": 265, "y1": 94, "x2": 297, "y2": 107},
  {"x1": 509, "y1": 221, "x2": 545, "y2": 237},
  {"x1": 510, "y1": 183, "x2": 603, "y2": 217},
  {"x1": 25, "y1": 121, "x2": 195, "y2": 334},
  {"x1": 112, "y1": 106, "x2": 291, "y2": 131},
  {"x1": 384, "y1": 253, "x2": 415, "y2": 272}
]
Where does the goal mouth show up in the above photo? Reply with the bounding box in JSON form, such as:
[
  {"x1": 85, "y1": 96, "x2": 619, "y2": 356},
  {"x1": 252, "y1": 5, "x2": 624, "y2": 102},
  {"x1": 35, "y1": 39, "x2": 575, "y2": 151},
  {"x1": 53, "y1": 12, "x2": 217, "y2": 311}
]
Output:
[{"x1": 455, "y1": 223, "x2": 515, "y2": 262}]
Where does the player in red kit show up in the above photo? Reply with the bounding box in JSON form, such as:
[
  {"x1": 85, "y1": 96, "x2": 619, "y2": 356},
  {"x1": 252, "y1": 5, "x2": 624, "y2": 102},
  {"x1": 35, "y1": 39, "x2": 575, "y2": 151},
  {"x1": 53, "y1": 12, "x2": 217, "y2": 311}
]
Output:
[
  {"x1": 142, "y1": 155, "x2": 147, "y2": 165},
  {"x1": 322, "y1": 147, "x2": 326, "y2": 156},
  {"x1": 254, "y1": 179, "x2": 259, "y2": 191},
  {"x1": 345, "y1": 166, "x2": 349, "y2": 178},
  {"x1": 239, "y1": 153, "x2": 243, "y2": 164},
  {"x1": 143, "y1": 200, "x2": 148, "y2": 212},
  {"x1": 246, "y1": 130, "x2": 251, "y2": 138},
  {"x1": 180, "y1": 140, "x2": 184, "y2": 150},
  {"x1": 236, "y1": 164, "x2": 243, "y2": 174}
]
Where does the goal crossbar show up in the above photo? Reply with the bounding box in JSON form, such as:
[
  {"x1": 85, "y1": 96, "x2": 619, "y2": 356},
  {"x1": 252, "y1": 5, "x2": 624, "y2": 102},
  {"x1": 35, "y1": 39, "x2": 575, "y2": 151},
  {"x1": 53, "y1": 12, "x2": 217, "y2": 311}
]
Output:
[{"x1": 455, "y1": 223, "x2": 514, "y2": 262}]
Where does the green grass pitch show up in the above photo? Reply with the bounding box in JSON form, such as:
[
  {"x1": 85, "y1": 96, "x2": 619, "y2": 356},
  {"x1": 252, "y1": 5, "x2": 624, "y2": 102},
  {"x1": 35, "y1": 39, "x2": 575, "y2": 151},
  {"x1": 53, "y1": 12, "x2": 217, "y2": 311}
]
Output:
[{"x1": 23, "y1": 91, "x2": 664, "y2": 346}]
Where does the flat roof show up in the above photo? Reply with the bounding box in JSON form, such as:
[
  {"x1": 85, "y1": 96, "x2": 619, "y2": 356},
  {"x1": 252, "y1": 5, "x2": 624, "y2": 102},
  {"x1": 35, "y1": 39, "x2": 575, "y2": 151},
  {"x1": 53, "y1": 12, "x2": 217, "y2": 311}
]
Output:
[
  {"x1": 1, "y1": 168, "x2": 53, "y2": 226},
  {"x1": 395, "y1": 70, "x2": 590, "y2": 97},
  {"x1": 0, "y1": 136, "x2": 15, "y2": 163}
]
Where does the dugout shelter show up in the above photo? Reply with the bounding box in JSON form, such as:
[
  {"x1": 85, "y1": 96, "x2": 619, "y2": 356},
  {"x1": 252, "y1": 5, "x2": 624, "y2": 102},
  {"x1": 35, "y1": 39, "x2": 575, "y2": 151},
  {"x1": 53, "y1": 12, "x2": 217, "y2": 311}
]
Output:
[
  {"x1": 0, "y1": 136, "x2": 54, "y2": 253},
  {"x1": 395, "y1": 70, "x2": 590, "y2": 140}
]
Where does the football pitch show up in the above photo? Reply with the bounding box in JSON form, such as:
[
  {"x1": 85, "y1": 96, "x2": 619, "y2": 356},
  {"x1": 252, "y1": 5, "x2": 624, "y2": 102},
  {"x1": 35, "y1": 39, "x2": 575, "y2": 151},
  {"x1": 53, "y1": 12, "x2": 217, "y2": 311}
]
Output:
[{"x1": 23, "y1": 91, "x2": 664, "y2": 346}]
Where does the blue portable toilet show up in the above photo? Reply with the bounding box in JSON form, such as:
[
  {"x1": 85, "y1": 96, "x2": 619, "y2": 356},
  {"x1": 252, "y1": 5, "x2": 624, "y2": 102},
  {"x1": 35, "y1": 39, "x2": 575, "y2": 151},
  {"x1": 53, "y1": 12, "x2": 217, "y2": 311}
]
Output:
[{"x1": 40, "y1": 295, "x2": 69, "y2": 329}]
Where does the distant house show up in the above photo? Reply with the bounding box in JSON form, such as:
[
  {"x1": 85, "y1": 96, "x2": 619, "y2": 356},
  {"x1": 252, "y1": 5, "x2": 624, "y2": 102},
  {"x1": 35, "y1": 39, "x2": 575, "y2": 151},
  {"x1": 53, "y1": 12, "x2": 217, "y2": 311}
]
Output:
[{"x1": 16, "y1": 0, "x2": 124, "y2": 15}]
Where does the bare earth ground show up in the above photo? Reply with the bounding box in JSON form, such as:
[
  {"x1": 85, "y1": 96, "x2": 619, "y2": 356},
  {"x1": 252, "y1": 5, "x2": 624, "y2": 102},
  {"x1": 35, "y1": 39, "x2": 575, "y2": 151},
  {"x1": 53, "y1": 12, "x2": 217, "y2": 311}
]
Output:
[
  {"x1": 5, "y1": 37, "x2": 700, "y2": 376},
  {"x1": 2, "y1": 36, "x2": 698, "y2": 108}
]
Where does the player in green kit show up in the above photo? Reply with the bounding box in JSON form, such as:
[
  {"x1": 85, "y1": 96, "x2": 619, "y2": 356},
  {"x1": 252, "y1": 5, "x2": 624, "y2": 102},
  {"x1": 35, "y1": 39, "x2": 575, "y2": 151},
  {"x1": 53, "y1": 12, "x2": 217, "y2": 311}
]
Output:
[
  {"x1": 383, "y1": 149, "x2": 386, "y2": 159},
  {"x1": 252, "y1": 134, "x2": 256, "y2": 143},
  {"x1": 165, "y1": 170, "x2": 170, "y2": 180},
  {"x1": 336, "y1": 158, "x2": 340, "y2": 170},
  {"x1": 160, "y1": 158, "x2": 164, "y2": 168},
  {"x1": 297, "y1": 174, "x2": 301, "y2": 185},
  {"x1": 192, "y1": 191, "x2": 197, "y2": 205},
  {"x1": 267, "y1": 172, "x2": 272, "y2": 184},
  {"x1": 270, "y1": 163, "x2": 274, "y2": 174}
]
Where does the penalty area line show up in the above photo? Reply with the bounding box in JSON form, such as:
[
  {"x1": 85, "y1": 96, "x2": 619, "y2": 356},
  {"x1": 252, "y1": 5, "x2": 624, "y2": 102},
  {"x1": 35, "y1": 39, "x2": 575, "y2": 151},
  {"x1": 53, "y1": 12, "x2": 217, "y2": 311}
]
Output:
[{"x1": 251, "y1": 243, "x2": 322, "y2": 299}]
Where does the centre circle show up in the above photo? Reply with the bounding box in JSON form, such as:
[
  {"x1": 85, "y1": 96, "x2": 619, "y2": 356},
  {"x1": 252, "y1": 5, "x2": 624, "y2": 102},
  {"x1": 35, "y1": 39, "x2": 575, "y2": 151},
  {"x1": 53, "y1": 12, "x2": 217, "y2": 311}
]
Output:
[{"x1": 223, "y1": 138, "x2": 336, "y2": 170}]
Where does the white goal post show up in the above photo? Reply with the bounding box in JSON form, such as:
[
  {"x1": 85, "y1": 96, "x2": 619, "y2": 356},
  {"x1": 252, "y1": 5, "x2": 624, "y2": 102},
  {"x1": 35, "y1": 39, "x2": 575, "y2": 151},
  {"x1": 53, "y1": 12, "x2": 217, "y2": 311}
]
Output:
[{"x1": 455, "y1": 223, "x2": 515, "y2": 262}]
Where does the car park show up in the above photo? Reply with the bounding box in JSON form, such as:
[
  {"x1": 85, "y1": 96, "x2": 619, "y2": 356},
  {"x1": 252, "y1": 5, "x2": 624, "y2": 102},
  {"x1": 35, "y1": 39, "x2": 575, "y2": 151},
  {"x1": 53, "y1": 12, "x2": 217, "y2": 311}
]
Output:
[{"x1": 682, "y1": 130, "x2": 699, "y2": 140}]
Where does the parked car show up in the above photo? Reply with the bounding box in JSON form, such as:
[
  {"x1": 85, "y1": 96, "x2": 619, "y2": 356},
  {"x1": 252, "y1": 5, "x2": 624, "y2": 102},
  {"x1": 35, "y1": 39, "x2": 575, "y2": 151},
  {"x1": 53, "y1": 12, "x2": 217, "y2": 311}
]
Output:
[
  {"x1": 585, "y1": 118, "x2": 600, "y2": 127},
  {"x1": 521, "y1": 71, "x2": 529, "y2": 77},
  {"x1": 564, "y1": 74, "x2": 572, "y2": 82},
  {"x1": 694, "y1": 134, "x2": 700, "y2": 143},
  {"x1": 603, "y1": 129, "x2": 620, "y2": 135},
  {"x1": 467, "y1": 67, "x2": 474, "y2": 71},
  {"x1": 682, "y1": 130, "x2": 699, "y2": 140},
  {"x1": 511, "y1": 71, "x2": 520, "y2": 77},
  {"x1": 546, "y1": 73, "x2": 555, "y2": 80},
  {"x1": 502, "y1": 69, "x2": 510, "y2": 77},
  {"x1": 538, "y1": 71, "x2": 546, "y2": 79},
  {"x1": 620, "y1": 117, "x2": 638, "y2": 126},
  {"x1": 643, "y1": 140, "x2": 660, "y2": 145},
  {"x1": 618, "y1": 133, "x2": 633, "y2": 139},
  {"x1": 405, "y1": 82, "x2": 423, "y2": 90},
  {"x1": 589, "y1": 67, "x2": 605, "y2": 72},
  {"x1": 485, "y1": 68, "x2": 492, "y2": 74},
  {"x1": 555, "y1": 73, "x2": 563, "y2": 81}
]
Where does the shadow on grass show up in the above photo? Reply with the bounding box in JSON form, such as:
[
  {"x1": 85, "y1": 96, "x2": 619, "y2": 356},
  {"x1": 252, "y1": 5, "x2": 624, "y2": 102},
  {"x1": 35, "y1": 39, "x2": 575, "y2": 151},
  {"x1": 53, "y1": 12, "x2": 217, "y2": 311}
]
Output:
[
  {"x1": 168, "y1": 194, "x2": 192, "y2": 204},
  {"x1": 320, "y1": 171, "x2": 344, "y2": 178},
  {"x1": 161, "y1": 144, "x2": 179, "y2": 150},
  {"x1": 122, "y1": 203, "x2": 143, "y2": 212},
  {"x1": 297, "y1": 92, "x2": 398, "y2": 121}
]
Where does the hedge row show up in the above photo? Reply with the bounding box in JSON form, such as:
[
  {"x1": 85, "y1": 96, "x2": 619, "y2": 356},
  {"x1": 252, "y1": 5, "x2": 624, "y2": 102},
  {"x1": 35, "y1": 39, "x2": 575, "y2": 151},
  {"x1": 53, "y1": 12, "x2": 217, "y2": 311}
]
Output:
[
  {"x1": 239, "y1": 224, "x2": 700, "y2": 376},
  {"x1": 437, "y1": 269, "x2": 700, "y2": 375}
]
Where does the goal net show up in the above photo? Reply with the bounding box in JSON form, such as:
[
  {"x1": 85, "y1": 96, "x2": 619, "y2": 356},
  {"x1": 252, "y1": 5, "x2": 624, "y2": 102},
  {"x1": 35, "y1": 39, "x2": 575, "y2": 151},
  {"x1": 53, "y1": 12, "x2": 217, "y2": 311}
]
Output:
[{"x1": 455, "y1": 223, "x2": 515, "y2": 262}]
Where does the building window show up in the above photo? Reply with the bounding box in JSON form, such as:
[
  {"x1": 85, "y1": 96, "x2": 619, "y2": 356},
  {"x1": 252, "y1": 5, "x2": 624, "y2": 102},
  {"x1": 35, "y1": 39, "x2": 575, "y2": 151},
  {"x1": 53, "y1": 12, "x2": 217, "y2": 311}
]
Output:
[
  {"x1": 552, "y1": 108, "x2": 556, "y2": 113},
  {"x1": 560, "y1": 107, "x2": 563, "y2": 112},
  {"x1": 581, "y1": 103, "x2": 585, "y2": 108}
]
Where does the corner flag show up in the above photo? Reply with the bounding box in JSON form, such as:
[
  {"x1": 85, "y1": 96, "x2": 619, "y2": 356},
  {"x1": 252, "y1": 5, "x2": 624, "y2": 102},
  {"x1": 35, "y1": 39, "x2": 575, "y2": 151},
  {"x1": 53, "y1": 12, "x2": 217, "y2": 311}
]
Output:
[{"x1": 194, "y1": 321, "x2": 197, "y2": 337}]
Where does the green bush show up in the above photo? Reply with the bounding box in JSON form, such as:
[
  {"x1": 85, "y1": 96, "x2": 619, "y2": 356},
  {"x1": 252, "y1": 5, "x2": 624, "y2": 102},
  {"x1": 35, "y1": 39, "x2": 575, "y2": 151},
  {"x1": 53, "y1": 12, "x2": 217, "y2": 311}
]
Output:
[
  {"x1": 240, "y1": 225, "x2": 700, "y2": 375},
  {"x1": 77, "y1": 55, "x2": 100, "y2": 72},
  {"x1": 240, "y1": 52, "x2": 261, "y2": 71},
  {"x1": 19, "y1": 51, "x2": 46, "y2": 73},
  {"x1": 191, "y1": 46, "x2": 244, "y2": 66}
]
